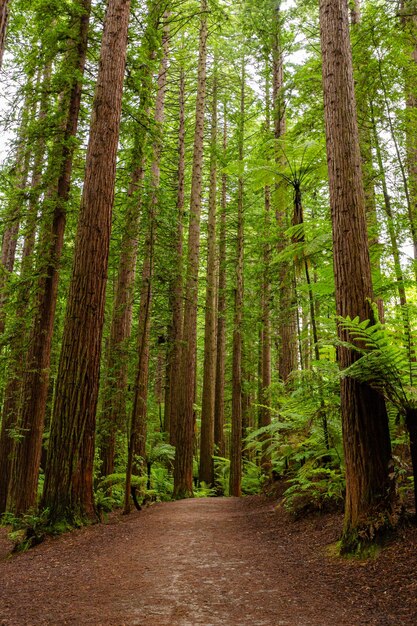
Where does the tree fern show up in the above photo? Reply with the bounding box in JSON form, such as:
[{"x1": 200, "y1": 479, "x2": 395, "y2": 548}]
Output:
[{"x1": 338, "y1": 312, "x2": 417, "y2": 411}]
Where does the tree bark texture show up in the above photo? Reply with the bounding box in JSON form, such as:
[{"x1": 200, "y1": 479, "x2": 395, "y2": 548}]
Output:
[
  {"x1": 7, "y1": 0, "x2": 91, "y2": 516},
  {"x1": 272, "y1": 6, "x2": 297, "y2": 382},
  {"x1": 259, "y1": 70, "x2": 272, "y2": 472},
  {"x1": 42, "y1": 0, "x2": 131, "y2": 525},
  {"x1": 165, "y1": 65, "x2": 186, "y2": 445},
  {"x1": 0, "y1": 0, "x2": 9, "y2": 68},
  {"x1": 0, "y1": 66, "x2": 51, "y2": 514},
  {"x1": 229, "y1": 61, "x2": 245, "y2": 498},
  {"x1": 319, "y1": 0, "x2": 394, "y2": 550},
  {"x1": 199, "y1": 70, "x2": 218, "y2": 486},
  {"x1": 214, "y1": 113, "x2": 227, "y2": 459},
  {"x1": 173, "y1": 0, "x2": 208, "y2": 498},
  {"x1": 124, "y1": 17, "x2": 169, "y2": 513},
  {"x1": 402, "y1": 1, "x2": 417, "y2": 266},
  {"x1": 100, "y1": 11, "x2": 160, "y2": 477}
]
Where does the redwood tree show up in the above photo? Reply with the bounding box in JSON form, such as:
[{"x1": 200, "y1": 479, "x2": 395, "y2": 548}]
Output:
[
  {"x1": 199, "y1": 69, "x2": 218, "y2": 486},
  {"x1": 7, "y1": 0, "x2": 91, "y2": 516},
  {"x1": 319, "y1": 0, "x2": 394, "y2": 551},
  {"x1": 0, "y1": 0, "x2": 9, "y2": 68},
  {"x1": 173, "y1": 0, "x2": 208, "y2": 498},
  {"x1": 42, "y1": 0, "x2": 131, "y2": 525}
]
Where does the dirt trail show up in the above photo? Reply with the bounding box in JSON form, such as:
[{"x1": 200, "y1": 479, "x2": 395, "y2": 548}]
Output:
[{"x1": 0, "y1": 496, "x2": 416, "y2": 625}]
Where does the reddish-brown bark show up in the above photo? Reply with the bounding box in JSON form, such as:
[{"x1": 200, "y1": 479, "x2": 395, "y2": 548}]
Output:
[
  {"x1": 99, "y1": 20, "x2": 159, "y2": 476},
  {"x1": 165, "y1": 65, "x2": 186, "y2": 446},
  {"x1": 319, "y1": 0, "x2": 394, "y2": 550},
  {"x1": 124, "y1": 16, "x2": 169, "y2": 513},
  {"x1": 7, "y1": 0, "x2": 91, "y2": 516},
  {"x1": 0, "y1": 66, "x2": 51, "y2": 514},
  {"x1": 199, "y1": 70, "x2": 218, "y2": 486},
  {"x1": 229, "y1": 61, "x2": 245, "y2": 498},
  {"x1": 272, "y1": 7, "x2": 297, "y2": 383},
  {"x1": 173, "y1": 0, "x2": 208, "y2": 498},
  {"x1": 214, "y1": 114, "x2": 227, "y2": 459},
  {"x1": 259, "y1": 71, "x2": 272, "y2": 471},
  {"x1": 42, "y1": 0, "x2": 131, "y2": 525},
  {"x1": 0, "y1": 0, "x2": 9, "y2": 68}
]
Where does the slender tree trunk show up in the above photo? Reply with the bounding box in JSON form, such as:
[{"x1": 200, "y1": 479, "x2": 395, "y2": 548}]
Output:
[
  {"x1": 99, "y1": 3, "x2": 161, "y2": 476},
  {"x1": 173, "y1": 0, "x2": 208, "y2": 498},
  {"x1": 165, "y1": 65, "x2": 186, "y2": 445},
  {"x1": 124, "y1": 15, "x2": 169, "y2": 513},
  {"x1": 372, "y1": 45, "x2": 417, "y2": 283},
  {"x1": 259, "y1": 69, "x2": 272, "y2": 472},
  {"x1": 7, "y1": 0, "x2": 91, "y2": 516},
  {"x1": 229, "y1": 60, "x2": 245, "y2": 498},
  {"x1": 42, "y1": 0, "x2": 131, "y2": 525},
  {"x1": 371, "y1": 106, "x2": 414, "y2": 364},
  {"x1": 350, "y1": 0, "x2": 383, "y2": 314},
  {"x1": 0, "y1": 82, "x2": 33, "y2": 336},
  {"x1": 350, "y1": 0, "x2": 360, "y2": 24},
  {"x1": 272, "y1": 4, "x2": 296, "y2": 382},
  {"x1": 199, "y1": 70, "x2": 218, "y2": 486},
  {"x1": 0, "y1": 0, "x2": 9, "y2": 68},
  {"x1": 0, "y1": 65, "x2": 51, "y2": 514},
  {"x1": 319, "y1": 0, "x2": 394, "y2": 552},
  {"x1": 401, "y1": 1, "x2": 417, "y2": 268},
  {"x1": 214, "y1": 112, "x2": 227, "y2": 459},
  {"x1": 99, "y1": 154, "x2": 145, "y2": 477}
]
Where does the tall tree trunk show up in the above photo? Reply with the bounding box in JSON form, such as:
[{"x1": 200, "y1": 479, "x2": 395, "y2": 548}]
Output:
[
  {"x1": 350, "y1": 0, "x2": 360, "y2": 24},
  {"x1": 272, "y1": 4, "x2": 296, "y2": 382},
  {"x1": 0, "y1": 64, "x2": 51, "y2": 514},
  {"x1": 214, "y1": 111, "x2": 227, "y2": 459},
  {"x1": 199, "y1": 69, "x2": 218, "y2": 486},
  {"x1": 100, "y1": 7, "x2": 161, "y2": 477},
  {"x1": 371, "y1": 105, "x2": 414, "y2": 362},
  {"x1": 319, "y1": 0, "x2": 394, "y2": 552},
  {"x1": 350, "y1": 0, "x2": 383, "y2": 314},
  {"x1": 401, "y1": 1, "x2": 417, "y2": 269},
  {"x1": 0, "y1": 80, "x2": 34, "y2": 336},
  {"x1": 7, "y1": 0, "x2": 91, "y2": 516},
  {"x1": 229, "y1": 60, "x2": 245, "y2": 498},
  {"x1": 42, "y1": 0, "x2": 131, "y2": 525},
  {"x1": 165, "y1": 65, "x2": 186, "y2": 445},
  {"x1": 173, "y1": 0, "x2": 208, "y2": 498},
  {"x1": 99, "y1": 154, "x2": 145, "y2": 478},
  {"x1": 259, "y1": 68, "x2": 272, "y2": 472},
  {"x1": 124, "y1": 16, "x2": 169, "y2": 513},
  {"x1": 0, "y1": 0, "x2": 9, "y2": 68}
]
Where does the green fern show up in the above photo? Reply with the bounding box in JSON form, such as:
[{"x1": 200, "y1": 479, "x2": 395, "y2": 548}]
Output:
[{"x1": 338, "y1": 313, "x2": 417, "y2": 412}]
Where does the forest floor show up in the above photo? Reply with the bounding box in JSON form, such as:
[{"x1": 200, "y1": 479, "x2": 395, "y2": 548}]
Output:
[{"x1": 0, "y1": 495, "x2": 416, "y2": 625}]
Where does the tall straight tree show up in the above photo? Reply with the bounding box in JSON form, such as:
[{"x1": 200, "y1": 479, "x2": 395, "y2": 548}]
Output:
[
  {"x1": 100, "y1": 1, "x2": 163, "y2": 477},
  {"x1": 0, "y1": 63, "x2": 52, "y2": 514},
  {"x1": 7, "y1": 0, "x2": 91, "y2": 516},
  {"x1": 272, "y1": 3, "x2": 296, "y2": 382},
  {"x1": 229, "y1": 58, "x2": 245, "y2": 498},
  {"x1": 319, "y1": 0, "x2": 394, "y2": 551},
  {"x1": 259, "y1": 67, "x2": 272, "y2": 472},
  {"x1": 199, "y1": 68, "x2": 218, "y2": 486},
  {"x1": 213, "y1": 109, "x2": 227, "y2": 459},
  {"x1": 173, "y1": 0, "x2": 208, "y2": 498},
  {"x1": 165, "y1": 62, "x2": 186, "y2": 445},
  {"x1": 42, "y1": 0, "x2": 131, "y2": 525},
  {"x1": 0, "y1": 0, "x2": 9, "y2": 68},
  {"x1": 401, "y1": 0, "x2": 417, "y2": 266},
  {"x1": 124, "y1": 13, "x2": 170, "y2": 513}
]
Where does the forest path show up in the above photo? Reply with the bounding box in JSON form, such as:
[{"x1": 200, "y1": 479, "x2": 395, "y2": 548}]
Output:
[{"x1": 0, "y1": 496, "x2": 416, "y2": 625}]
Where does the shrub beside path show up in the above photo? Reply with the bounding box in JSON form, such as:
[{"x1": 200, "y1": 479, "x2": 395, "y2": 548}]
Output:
[{"x1": 0, "y1": 496, "x2": 416, "y2": 625}]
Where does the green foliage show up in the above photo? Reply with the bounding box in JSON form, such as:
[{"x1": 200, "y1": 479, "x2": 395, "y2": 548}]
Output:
[
  {"x1": 338, "y1": 311, "x2": 417, "y2": 411},
  {"x1": 1, "y1": 508, "x2": 70, "y2": 552},
  {"x1": 282, "y1": 465, "x2": 345, "y2": 516}
]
